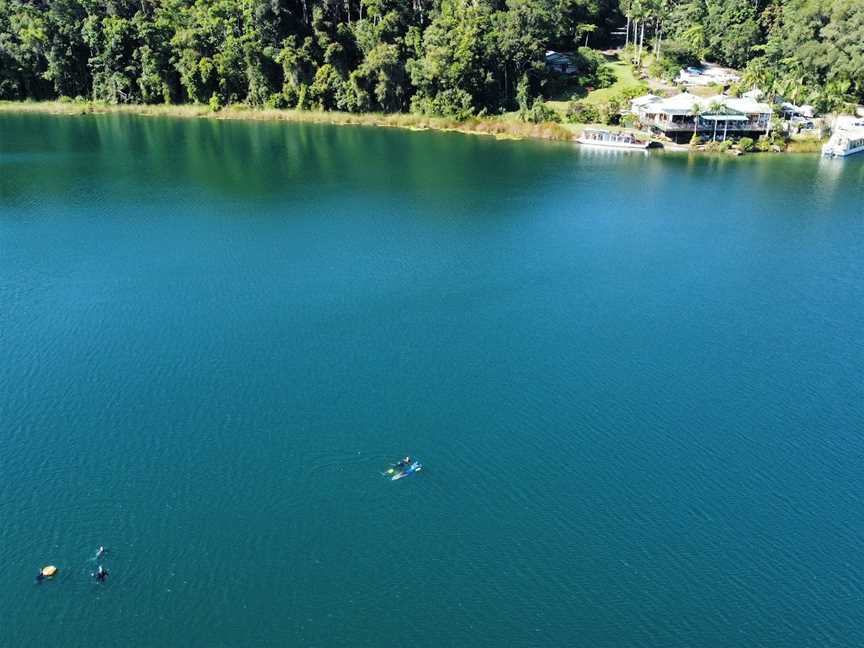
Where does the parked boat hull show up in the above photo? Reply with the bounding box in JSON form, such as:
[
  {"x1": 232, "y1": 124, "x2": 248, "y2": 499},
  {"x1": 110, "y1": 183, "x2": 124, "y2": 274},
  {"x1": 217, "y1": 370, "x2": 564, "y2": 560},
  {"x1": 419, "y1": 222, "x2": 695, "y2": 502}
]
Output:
[
  {"x1": 822, "y1": 143, "x2": 864, "y2": 158},
  {"x1": 576, "y1": 138, "x2": 650, "y2": 150}
]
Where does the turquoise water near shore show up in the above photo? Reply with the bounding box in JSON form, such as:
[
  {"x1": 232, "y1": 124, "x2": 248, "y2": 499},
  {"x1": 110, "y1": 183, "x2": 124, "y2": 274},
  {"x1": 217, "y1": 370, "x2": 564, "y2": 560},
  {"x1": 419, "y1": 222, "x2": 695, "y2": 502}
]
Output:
[{"x1": 1, "y1": 113, "x2": 863, "y2": 647}]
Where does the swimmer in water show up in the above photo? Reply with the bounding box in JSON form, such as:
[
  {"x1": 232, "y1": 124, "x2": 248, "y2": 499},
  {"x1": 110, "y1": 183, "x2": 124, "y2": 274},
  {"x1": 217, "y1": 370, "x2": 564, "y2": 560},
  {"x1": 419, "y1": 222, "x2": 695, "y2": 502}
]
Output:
[
  {"x1": 96, "y1": 546, "x2": 106, "y2": 559},
  {"x1": 94, "y1": 565, "x2": 109, "y2": 582}
]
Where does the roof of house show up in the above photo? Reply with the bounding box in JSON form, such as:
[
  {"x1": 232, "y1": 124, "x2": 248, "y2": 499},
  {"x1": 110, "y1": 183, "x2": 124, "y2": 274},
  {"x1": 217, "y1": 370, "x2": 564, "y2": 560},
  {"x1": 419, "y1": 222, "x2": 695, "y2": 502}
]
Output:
[
  {"x1": 630, "y1": 94, "x2": 660, "y2": 108},
  {"x1": 545, "y1": 51, "x2": 577, "y2": 67},
  {"x1": 632, "y1": 92, "x2": 771, "y2": 116},
  {"x1": 720, "y1": 96, "x2": 772, "y2": 115},
  {"x1": 545, "y1": 50, "x2": 578, "y2": 75}
]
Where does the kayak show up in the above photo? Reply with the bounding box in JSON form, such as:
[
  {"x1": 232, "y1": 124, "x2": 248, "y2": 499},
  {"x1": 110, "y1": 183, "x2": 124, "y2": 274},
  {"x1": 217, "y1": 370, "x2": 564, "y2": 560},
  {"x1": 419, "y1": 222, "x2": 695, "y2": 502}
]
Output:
[{"x1": 389, "y1": 461, "x2": 422, "y2": 481}]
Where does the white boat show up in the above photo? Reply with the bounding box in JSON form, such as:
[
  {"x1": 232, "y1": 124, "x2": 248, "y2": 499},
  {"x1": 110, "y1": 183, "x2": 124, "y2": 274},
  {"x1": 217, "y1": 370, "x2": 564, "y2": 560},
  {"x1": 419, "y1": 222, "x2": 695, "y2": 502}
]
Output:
[
  {"x1": 822, "y1": 116, "x2": 864, "y2": 158},
  {"x1": 577, "y1": 128, "x2": 650, "y2": 150}
]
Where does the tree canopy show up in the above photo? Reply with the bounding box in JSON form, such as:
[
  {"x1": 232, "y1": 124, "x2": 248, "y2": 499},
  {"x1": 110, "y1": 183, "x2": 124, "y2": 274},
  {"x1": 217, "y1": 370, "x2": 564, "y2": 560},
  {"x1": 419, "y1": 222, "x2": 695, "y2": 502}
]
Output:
[
  {"x1": 1, "y1": 0, "x2": 862, "y2": 115},
  {"x1": 628, "y1": 0, "x2": 864, "y2": 111}
]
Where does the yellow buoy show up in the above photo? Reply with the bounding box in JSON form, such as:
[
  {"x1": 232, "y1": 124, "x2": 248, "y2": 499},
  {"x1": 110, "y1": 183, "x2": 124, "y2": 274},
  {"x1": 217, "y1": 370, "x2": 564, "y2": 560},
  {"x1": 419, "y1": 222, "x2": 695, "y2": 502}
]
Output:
[{"x1": 41, "y1": 565, "x2": 58, "y2": 578}]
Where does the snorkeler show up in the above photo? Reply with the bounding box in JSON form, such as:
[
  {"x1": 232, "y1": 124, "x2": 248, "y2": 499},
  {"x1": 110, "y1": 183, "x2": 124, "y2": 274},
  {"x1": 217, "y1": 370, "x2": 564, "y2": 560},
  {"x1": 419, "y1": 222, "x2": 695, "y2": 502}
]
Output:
[{"x1": 94, "y1": 565, "x2": 109, "y2": 582}]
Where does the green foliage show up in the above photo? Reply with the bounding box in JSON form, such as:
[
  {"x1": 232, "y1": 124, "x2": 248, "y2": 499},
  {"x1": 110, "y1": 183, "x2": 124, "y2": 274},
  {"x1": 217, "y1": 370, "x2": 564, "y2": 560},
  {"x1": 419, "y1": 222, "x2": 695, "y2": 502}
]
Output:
[
  {"x1": 572, "y1": 47, "x2": 609, "y2": 88},
  {"x1": 620, "y1": 44, "x2": 637, "y2": 65},
  {"x1": 516, "y1": 74, "x2": 530, "y2": 120},
  {"x1": 587, "y1": 90, "x2": 631, "y2": 125},
  {"x1": 617, "y1": 84, "x2": 649, "y2": 101},
  {"x1": 649, "y1": 41, "x2": 700, "y2": 81},
  {"x1": 620, "y1": 113, "x2": 637, "y2": 128},
  {"x1": 595, "y1": 65, "x2": 617, "y2": 89},
  {"x1": 752, "y1": 0, "x2": 863, "y2": 110},
  {"x1": 309, "y1": 63, "x2": 345, "y2": 110},
  {"x1": 208, "y1": 92, "x2": 222, "y2": 112},
  {"x1": 0, "y1": 0, "x2": 861, "y2": 116},
  {"x1": 350, "y1": 43, "x2": 408, "y2": 112},
  {"x1": 296, "y1": 84, "x2": 309, "y2": 110},
  {"x1": 664, "y1": 0, "x2": 864, "y2": 105},
  {"x1": 738, "y1": 136, "x2": 754, "y2": 152},
  {"x1": 666, "y1": 0, "x2": 759, "y2": 69},
  {"x1": 597, "y1": 101, "x2": 620, "y2": 125},
  {"x1": 566, "y1": 101, "x2": 600, "y2": 124},
  {"x1": 407, "y1": 0, "x2": 495, "y2": 118},
  {"x1": 522, "y1": 97, "x2": 560, "y2": 123},
  {"x1": 266, "y1": 93, "x2": 288, "y2": 109}
]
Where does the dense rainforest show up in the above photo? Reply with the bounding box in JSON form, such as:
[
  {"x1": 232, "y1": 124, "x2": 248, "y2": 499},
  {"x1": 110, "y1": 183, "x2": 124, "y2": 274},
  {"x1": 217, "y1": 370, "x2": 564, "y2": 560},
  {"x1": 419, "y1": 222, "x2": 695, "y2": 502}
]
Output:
[{"x1": 0, "y1": 0, "x2": 862, "y2": 117}]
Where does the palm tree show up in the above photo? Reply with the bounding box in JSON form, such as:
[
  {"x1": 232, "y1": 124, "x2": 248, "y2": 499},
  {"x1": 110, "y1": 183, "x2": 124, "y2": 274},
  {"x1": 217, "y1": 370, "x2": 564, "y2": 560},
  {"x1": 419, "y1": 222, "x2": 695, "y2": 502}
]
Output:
[
  {"x1": 638, "y1": 16, "x2": 646, "y2": 65},
  {"x1": 690, "y1": 101, "x2": 702, "y2": 135},
  {"x1": 739, "y1": 56, "x2": 772, "y2": 97},
  {"x1": 628, "y1": 0, "x2": 643, "y2": 57},
  {"x1": 622, "y1": 0, "x2": 632, "y2": 48},
  {"x1": 577, "y1": 23, "x2": 597, "y2": 47},
  {"x1": 819, "y1": 78, "x2": 852, "y2": 114},
  {"x1": 681, "y1": 25, "x2": 705, "y2": 57},
  {"x1": 653, "y1": 0, "x2": 670, "y2": 58},
  {"x1": 629, "y1": 0, "x2": 646, "y2": 65},
  {"x1": 708, "y1": 99, "x2": 725, "y2": 141}
]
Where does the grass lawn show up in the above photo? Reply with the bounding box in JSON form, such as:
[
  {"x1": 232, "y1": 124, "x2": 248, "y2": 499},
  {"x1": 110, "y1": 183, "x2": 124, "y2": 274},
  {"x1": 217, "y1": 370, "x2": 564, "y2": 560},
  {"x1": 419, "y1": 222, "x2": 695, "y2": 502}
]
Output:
[
  {"x1": 545, "y1": 53, "x2": 646, "y2": 115},
  {"x1": 583, "y1": 57, "x2": 643, "y2": 105}
]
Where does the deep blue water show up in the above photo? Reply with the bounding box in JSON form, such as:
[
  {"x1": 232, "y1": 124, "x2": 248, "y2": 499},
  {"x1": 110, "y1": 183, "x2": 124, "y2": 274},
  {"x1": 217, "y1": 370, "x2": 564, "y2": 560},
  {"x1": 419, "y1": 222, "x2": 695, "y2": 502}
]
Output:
[{"x1": 1, "y1": 113, "x2": 863, "y2": 647}]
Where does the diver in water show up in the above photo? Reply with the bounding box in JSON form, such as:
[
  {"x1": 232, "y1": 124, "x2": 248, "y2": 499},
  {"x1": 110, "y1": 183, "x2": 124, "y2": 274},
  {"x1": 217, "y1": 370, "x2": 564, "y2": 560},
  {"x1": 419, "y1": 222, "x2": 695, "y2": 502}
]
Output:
[
  {"x1": 94, "y1": 565, "x2": 109, "y2": 582},
  {"x1": 96, "y1": 546, "x2": 106, "y2": 559}
]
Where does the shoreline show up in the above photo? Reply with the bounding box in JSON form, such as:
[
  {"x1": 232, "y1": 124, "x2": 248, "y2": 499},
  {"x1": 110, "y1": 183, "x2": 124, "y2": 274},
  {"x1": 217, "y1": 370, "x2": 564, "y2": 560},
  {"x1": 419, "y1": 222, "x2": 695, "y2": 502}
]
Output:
[
  {"x1": 0, "y1": 100, "x2": 575, "y2": 143},
  {"x1": 0, "y1": 101, "x2": 824, "y2": 155}
]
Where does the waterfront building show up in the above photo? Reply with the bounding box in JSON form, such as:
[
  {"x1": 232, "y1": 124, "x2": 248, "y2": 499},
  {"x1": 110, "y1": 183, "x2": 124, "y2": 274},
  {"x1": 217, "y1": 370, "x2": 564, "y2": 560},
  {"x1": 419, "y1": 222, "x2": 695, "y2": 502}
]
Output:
[{"x1": 631, "y1": 92, "x2": 772, "y2": 143}]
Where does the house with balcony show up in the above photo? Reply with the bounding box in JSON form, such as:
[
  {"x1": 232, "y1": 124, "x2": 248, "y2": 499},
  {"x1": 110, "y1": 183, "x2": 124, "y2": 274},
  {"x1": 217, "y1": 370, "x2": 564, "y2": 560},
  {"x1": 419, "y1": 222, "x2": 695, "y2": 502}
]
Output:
[{"x1": 631, "y1": 92, "x2": 772, "y2": 143}]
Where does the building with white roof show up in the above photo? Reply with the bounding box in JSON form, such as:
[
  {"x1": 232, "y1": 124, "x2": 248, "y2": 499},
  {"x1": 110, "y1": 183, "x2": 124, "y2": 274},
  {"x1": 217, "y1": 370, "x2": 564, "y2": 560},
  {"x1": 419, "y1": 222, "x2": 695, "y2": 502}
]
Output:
[
  {"x1": 628, "y1": 94, "x2": 660, "y2": 112},
  {"x1": 631, "y1": 92, "x2": 772, "y2": 142}
]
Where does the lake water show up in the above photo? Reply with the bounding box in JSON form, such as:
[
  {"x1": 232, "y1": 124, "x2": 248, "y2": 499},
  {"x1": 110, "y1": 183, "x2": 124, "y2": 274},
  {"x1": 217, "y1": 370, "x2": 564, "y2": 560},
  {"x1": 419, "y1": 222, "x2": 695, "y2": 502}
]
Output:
[{"x1": 1, "y1": 113, "x2": 863, "y2": 647}]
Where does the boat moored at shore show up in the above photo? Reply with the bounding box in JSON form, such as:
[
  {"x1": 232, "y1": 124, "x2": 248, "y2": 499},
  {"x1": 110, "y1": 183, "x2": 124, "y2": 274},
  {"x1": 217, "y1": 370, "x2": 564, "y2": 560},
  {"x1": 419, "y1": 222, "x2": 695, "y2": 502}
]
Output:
[
  {"x1": 576, "y1": 128, "x2": 651, "y2": 150},
  {"x1": 822, "y1": 116, "x2": 864, "y2": 158}
]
